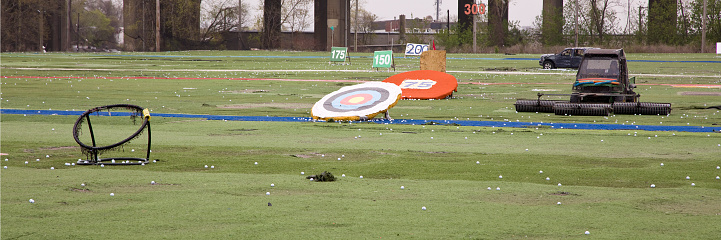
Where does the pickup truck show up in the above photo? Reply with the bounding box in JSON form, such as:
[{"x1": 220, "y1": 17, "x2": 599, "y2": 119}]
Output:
[{"x1": 539, "y1": 47, "x2": 597, "y2": 69}]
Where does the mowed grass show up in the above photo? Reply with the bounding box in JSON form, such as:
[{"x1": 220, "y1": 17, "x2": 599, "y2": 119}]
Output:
[{"x1": 2, "y1": 51, "x2": 721, "y2": 239}]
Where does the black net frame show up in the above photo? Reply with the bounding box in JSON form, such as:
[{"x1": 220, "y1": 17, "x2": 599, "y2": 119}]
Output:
[{"x1": 73, "y1": 104, "x2": 152, "y2": 165}]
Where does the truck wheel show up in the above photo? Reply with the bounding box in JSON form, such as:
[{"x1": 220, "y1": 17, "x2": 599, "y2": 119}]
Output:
[{"x1": 543, "y1": 61, "x2": 555, "y2": 69}]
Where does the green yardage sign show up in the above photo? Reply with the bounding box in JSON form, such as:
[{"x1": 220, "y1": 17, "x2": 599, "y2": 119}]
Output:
[
  {"x1": 372, "y1": 51, "x2": 394, "y2": 68},
  {"x1": 330, "y1": 47, "x2": 347, "y2": 62}
]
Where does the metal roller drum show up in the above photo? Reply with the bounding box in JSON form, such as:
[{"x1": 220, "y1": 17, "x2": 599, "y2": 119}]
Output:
[
  {"x1": 613, "y1": 102, "x2": 672, "y2": 115},
  {"x1": 514, "y1": 99, "x2": 564, "y2": 113},
  {"x1": 553, "y1": 103, "x2": 612, "y2": 116}
]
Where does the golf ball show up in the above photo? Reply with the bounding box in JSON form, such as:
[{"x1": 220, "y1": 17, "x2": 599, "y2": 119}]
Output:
[
  {"x1": 539, "y1": 170, "x2": 543, "y2": 174},
  {"x1": 476, "y1": 161, "x2": 480, "y2": 164},
  {"x1": 265, "y1": 192, "x2": 270, "y2": 195},
  {"x1": 301, "y1": 172, "x2": 305, "y2": 175},
  {"x1": 585, "y1": 231, "x2": 590, "y2": 235},
  {"x1": 254, "y1": 162, "x2": 258, "y2": 165},
  {"x1": 400, "y1": 186, "x2": 404, "y2": 190},
  {"x1": 81, "y1": 183, "x2": 86, "y2": 187},
  {"x1": 341, "y1": 174, "x2": 345, "y2": 177},
  {"x1": 691, "y1": 183, "x2": 696, "y2": 186},
  {"x1": 487, "y1": 187, "x2": 492, "y2": 190},
  {"x1": 717, "y1": 166, "x2": 720, "y2": 170},
  {"x1": 650, "y1": 184, "x2": 656, "y2": 188},
  {"x1": 50, "y1": 167, "x2": 54, "y2": 170},
  {"x1": 210, "y1": 165, "x2": 214, "y2": 169},
  {"x1": 29, "y1": 199, "x2": 35, "y2": 203},
  {"x1": 359, "y1": 176, "x2": 363, "y2": 179},
  {"x1": 110, "y1": 193, "x2": 114, "y2": 196},
  {"x1": 46, "y1": 155, "x2": 50, "y2": 158},
  {"x1": 100, "y1": 164, "x2": 105, "y2": 167},
  {"x1": 660, "y1": 163, "x2": 664, "y2": 166},
  {"x1": 3, "y1": 166, "x2": 6, "y2": 169},
  {"x1": 151, "y1": 181, "x2": 156, "y2": 185},
  {"x1": 496, "y1": 187, "x2": 500, "y2": 191},
  {"x1": 499, "y1": 175, "x2": 503, "y2": 179},
  {"x1": 558, "y1": 183, "x2": 562, "y2": 187},
  {"x1": 557, "y1": 202, "x2": 561, "y2": 205},
  {"x1": 686, "y1": 176, "x2": 690, "y2": 180},
  {"x1": 716, "y1": 176, "x2": 720, "y2": 180},
  {"x1": 25, "y1": 161, "x2": 28, "y2": 164},
  {"x1": 204, "y1": 165, "x2": 208, "y2": 168},
  {"x1": 271, "y1": 183, "x2": 275, "y2": 187},
  {"x1": 421, "y1": 206, "x2": 426, "y2": 210},
  {"x1": 337, "y1": 158, "x2": 341, "y2": 160},
  {"x1": 546, "y1": 177, "x2": 550, "y2": 181}
]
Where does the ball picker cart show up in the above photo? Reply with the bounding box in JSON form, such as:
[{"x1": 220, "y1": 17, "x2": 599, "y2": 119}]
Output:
[
  {"x1": 73, "y1": 104, "x2": 152, "y2": 165},
  {"x1": 515, "y1": 49, "x2": 671, "y2": 116}
]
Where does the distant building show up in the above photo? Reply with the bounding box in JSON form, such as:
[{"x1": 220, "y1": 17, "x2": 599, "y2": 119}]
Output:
[{"x1": 372, "y1": 18, "x2": 458, "y2": 33}]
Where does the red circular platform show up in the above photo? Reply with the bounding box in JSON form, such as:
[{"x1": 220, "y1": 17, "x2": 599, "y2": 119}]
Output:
[{"x1": 382, "y1": 70, "x2": 458, "y2": 99}]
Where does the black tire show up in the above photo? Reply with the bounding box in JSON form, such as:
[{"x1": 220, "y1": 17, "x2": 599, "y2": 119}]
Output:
[{"x1": 543, "y1": 61, "x2": 555, "y2": 69}]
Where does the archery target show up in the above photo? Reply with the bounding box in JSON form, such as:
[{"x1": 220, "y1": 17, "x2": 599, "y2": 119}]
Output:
[
  {"x1": 312, "y1": 82, "x2": 402, "y2": 121},
  {"x1": 382, "y1": 70, "x2": 458, "y2": 99}
]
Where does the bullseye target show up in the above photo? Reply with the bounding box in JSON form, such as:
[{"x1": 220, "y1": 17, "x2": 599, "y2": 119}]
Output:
[
  {"x1": 382, "y1": 70, "x2": 458, "y2": 99},
  {"x1": 312, "y1": 82, "x2": 402, "y2": 121}
]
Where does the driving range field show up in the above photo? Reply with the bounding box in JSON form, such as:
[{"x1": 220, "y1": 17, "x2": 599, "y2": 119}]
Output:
[{"x1": 2, "y1": 51, "x2": 721, "y2": 239}]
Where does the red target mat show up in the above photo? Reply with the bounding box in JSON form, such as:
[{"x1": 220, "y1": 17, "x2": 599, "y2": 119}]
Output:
[{"x1": 382, "y1": 70, "x2": 458, "y2": 99}]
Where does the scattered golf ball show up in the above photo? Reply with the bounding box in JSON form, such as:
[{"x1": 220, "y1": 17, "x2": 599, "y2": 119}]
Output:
[
  {"x1": 539, "y1": 170, "x2": 543, "y2": 174},
  {"x1": 716, "y1": 176, "x2": 720, "y2": 180},
  {"x1": 499, "y1": 175, "x2": 503, "y2": 179},
  {"x1": 29, "y1": 199, "x2": 35, "y2": 203},
  {"x1": 584, "y1": 231, "x2": 590, "y2": 235},
  {"x1": 341, "y1": 174, "x2": 345, "y2": 177},
  {"x1": 50, "y1": 167, "x2": 54, "y2": 170},
  {"x1": 266, "y1": 192, "x2": 270, "y2": 195},
  {"x1": 100, "y1": 164, "x2": 105, "y2": 167},
  {"x1": 421, "y1": 206, "x2": 426, "y2": 210},
  {"x1": 337, "y1": 158, "x2": 341, "y2": 160},
  {"x1": 204, "y1": 165, "x2": 208, "y2": 168},
  {"x1": 557, "y1": 202, "x2": 561, "y2": 205},
  {"x1": 210, "y1": 165, "x2": 214, "y2": 169},
  {"x1": 359, "y1": 176, "x2": 363, "y2": 179},
  {"x1": 686, "y1": 176, "x2": 690, "y2": 180},
  {"x1": 3, "y1": 166, "x2": 6, "y2": 169},
  {"x1": 557, "y1": 183, "x2": 562, "y2": 186},
  {"x1": 660, "y1": 163, "x2": 664, "y2": 166},
  {"x1": 151, "y1": 181, "x2": 156, "y2": 185},
  {"x1": 476, "y1": 161, "x2": 480, "y2": 164},
  {"x1": 717, "y1": 166, "x2": 720, "y2": 170},
  {"x1": 36, "y1": 159, "x2": 40, "y2": 161},
  {"x1": 301, "y1": 172, "x2": 305, "y2": 175},
  {"x1": 254, "y1": 162, "x2": 258, "y2": 165},
  {"x1": 546, "y1": 177, "x2": 550, "y2": 181},
  {"x1": 270, "y1": 184, "x2": 275, "y2": 187},
  {"x1": 650, "y1": 184, "x2": 656, "y2": 188},
  {"x1": 487, "y1": 187, "x2": 492, "y2": 190},
  {"x1": 496, "y1": 187, "x2": 500, "y2": 191},
  {"x1": 691, "y1": 183, "x2": 696, "y2": 186},
  {"x1": 400, "y1": 186, "x2": 405, "y2": 190},
  {"x1": 81, "y1": 183, "x2": 86, "y2": 187},
  {"x1": 24, "y1": 161, "x2": 28, "y2": 164},
  {"x1": 110, "y1": 193, "x2": 114, "y2": 196}
]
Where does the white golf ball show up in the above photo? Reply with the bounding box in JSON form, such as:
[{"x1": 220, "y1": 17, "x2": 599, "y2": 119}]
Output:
[
  {"x1": 266, "y1": 192, "x2": 270, "y2": 195},
  {"x1": 660, "y1": 163, "x2": 664, "y2": 166},
  {"x1": 487, "y1": 187, "x2": 491, "y2": 190},
  {"x1": 29, "y1": 199, "x2": 35, "y2": 203},
  {"x1": 650, "y1": 184, "x2": 655, "y2": 188},
  {"x1": 557, "y1": 183, "x2": 562, "y2": 186},
  {"x1": 476, "y1": 161, "x2": 480, "y2": 164},
  {"x1": 691, "y1": 183, "x2": 696, "y2": 186},
  {"x1": 254, "y1": 162, "x2": 258, "y2": 165},
  {"x1": 100, "y1": 164, "x2": 105, "y2": 167},
  {"x1": 110, "y1": 193, "x2": 114, "y2": 196},
  {"x1": 584, "y1": 231, "x2": 590, "y2": 235},
  {"x1": 151, "y1": 181, "x2": 156, "y2": 185},
  {"x1": 716, "y1": 176, "x2": 720, "y2": 180},
  {"x1": 24, "y1": 161, "x2": 28, "y2": 164},
  {"x1": 421, "y1": 206, "x2": 426, "y2": 210},
  {"x1": 3, "y1": 166, "x2": 6, "y2": 169},
  {"x1": 204, "y1": 165, "x2": 208, "y2": 168},
  {"x1": 210, "y1": 165, "x2": 214, "y2": 169},
  {"x1": 337, "y1": 158, "x2": 341, "y2": 160},
  {"x1": 546, "y1": 177, "x2": 550, "y2": 181},
  {"x1": 557, "y1": 202, "x2": 561, "y2": 205},
  {"x1": 359, "y1": 176, "x2": 363, "y2": 179},
  {"x1": 686, "y1": 176, "x2": 690, "y2": 180},
  {"x1": 301, "y1": 172, "x2": 305, "y2": 175},
  {"x1": 50, "y1": 167, "x2": 54, "y2": 170},
  {"x1": 271, "y1": 184, "x2": 275, "y2": 187},
  {"x1": 499, "y1": 175, "x2": 503, "y2": 179},
  {"x1": 81, "y1": 183, "x2": 86, "y2": 187},
  {"x1": 341, "y1": 174, "x2": 345, "y2": 177},
  {"x1": 496, "y1": 187, "x2": 500, "y2": 191},
  {"x1": 400, "y1": 186, "x2": 405, "y2": 190},
  {"x1": 717, "y1": 166, "x2": 720, "y2": 170},
  {"x1": 539, "y1": 170, "x2": 543, "y2": 174}
]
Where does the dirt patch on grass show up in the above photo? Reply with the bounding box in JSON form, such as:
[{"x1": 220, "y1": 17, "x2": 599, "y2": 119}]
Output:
[
  {"x1": 218, "y1": 103, "x2": 312, "y2": 109},
  {"x1": 679, "y1": 92, "x2": 721, "y2": 96},
  {"x1": 70, "y1": 188, "x2": 91, "y2": 192},
  {"x1": 40, "y1": 146, "x2": 78, "y2": 151},
  {"x1": 220, "y1": 89, "x2": 269, "y2": 93}
]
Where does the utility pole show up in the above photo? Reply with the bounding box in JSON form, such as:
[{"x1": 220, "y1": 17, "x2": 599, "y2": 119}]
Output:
[
  {"x1": 574, "y1": 0, "x2": 579, "y2": 47},
  {"x1": 702, "y1": 0, "x2": 707, "y2": 53},
  {"x1": 238, "y1": 0, "x2": 242, "y2": 50},
  {"x1": 156, "y1": 0, "x2": 160, "y2": 52},
  {"x1": 354, "y1": 0, "x2": 358, "y2": 52}
]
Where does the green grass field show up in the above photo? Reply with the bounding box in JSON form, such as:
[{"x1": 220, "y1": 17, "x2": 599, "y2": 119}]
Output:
[{"x1": 2, "y1": 51, "x2": 721, "y2": 239}]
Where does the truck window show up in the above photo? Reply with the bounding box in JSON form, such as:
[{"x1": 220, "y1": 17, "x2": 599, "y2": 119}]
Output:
[{"x1": 578, "y1": 58, "x2": 619, "y2": 79}]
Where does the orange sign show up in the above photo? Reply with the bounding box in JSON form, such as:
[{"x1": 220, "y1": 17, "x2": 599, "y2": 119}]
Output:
[
  {"x1": 464, "y1": 3, "x2": 486, "y2": 15},
  {"x1": 382, "y1": 70, "x2": 458, "y2": 100}
]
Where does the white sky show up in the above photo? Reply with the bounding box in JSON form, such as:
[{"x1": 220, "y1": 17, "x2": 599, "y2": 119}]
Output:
[{"x1": 242, "y1": 0, "x2": 652, "y2": 29}]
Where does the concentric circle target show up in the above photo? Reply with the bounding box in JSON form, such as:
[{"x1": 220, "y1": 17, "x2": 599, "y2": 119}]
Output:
[{"x1": 312, "y1": 82, "x2": 402, "y2": 121}]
